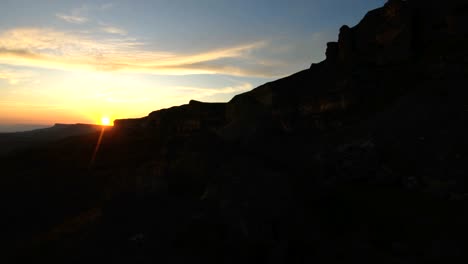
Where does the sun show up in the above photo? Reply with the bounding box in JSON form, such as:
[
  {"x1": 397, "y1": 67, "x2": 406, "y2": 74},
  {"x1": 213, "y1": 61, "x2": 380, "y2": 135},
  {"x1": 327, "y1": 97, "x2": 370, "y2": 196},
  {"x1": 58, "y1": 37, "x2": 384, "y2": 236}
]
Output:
[{"x1": 101, "y1": 116, "x2": 111, "y2": 126}]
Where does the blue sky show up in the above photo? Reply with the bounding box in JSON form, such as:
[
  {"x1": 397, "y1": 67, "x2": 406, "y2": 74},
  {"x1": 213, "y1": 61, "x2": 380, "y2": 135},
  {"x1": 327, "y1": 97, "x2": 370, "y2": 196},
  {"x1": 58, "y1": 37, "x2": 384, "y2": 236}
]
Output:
[{"x1": 0, "y1": 0, "x2": 385, "y2": 129}]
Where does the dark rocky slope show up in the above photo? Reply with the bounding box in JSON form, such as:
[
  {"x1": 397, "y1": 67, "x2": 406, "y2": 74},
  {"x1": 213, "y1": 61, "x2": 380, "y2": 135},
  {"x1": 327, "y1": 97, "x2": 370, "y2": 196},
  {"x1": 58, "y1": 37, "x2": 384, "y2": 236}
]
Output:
[
  {"x1": 0, "y1": 123, "x2": 104, "y2": 156},
  {"x1": 2, "y1": 0, "x2": 468, "y2": 263}
]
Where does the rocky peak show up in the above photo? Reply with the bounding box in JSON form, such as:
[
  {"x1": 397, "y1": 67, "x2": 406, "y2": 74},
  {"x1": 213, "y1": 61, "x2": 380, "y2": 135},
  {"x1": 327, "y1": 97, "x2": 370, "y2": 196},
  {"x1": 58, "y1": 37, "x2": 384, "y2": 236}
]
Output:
[{"x1": 323, "y1": 0, "x2": 468, "y2": 68}]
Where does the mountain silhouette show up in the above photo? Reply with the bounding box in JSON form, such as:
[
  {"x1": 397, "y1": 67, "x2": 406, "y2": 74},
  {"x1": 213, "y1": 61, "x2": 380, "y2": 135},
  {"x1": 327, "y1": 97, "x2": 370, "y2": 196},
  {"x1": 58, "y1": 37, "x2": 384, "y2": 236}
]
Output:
[{"x1": 2, "y1": 0, "x2": 468, "y2": 263}]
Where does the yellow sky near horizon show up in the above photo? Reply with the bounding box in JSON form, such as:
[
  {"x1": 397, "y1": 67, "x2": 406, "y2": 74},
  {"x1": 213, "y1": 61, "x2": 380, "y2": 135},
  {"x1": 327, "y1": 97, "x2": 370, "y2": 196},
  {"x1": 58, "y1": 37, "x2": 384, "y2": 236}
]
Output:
[
  {"x1": 0, "y1": 0, "x2": 383, "y2": 130},
  {"x1": 0, "y1": 27, "x2": 274, "y2": 126},
  {"x1": 0, "y1": 70, "x2": 254, "y2": 126}
]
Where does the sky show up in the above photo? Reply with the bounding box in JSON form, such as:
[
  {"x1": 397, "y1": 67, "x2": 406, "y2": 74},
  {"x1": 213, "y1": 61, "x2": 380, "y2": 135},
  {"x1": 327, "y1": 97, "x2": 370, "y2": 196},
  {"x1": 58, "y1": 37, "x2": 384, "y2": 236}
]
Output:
[{"x1": 0, "y1": 0, "x2": 385, "y2": 131}]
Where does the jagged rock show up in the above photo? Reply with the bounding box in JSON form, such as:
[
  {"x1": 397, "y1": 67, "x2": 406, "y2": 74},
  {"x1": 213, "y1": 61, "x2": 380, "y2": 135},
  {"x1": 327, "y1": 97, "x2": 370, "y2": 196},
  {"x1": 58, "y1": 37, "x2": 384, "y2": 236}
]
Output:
[
  {"x1": 338, "y1": 25, "x2": 354, "y2": 65},
  {"x1": 338, "y1": 0, "x2": 413, "y2": 66},
  {"x1": 325, "y1": 42, "x2": 339, "y2": 65}
]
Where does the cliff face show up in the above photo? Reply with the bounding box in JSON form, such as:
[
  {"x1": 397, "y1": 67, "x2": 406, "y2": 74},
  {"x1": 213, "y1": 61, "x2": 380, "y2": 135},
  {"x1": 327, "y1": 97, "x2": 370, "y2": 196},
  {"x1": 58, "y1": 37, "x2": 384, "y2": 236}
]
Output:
[
  {"x1": 4, "y1": 1, "x2": 468, "y2": 263},
  {"x1": 115, "y1": 100, "x2": 226, "y2": 137},
  {"x1": 115, "y1": 0, "x2": 468, "y2": 140}
]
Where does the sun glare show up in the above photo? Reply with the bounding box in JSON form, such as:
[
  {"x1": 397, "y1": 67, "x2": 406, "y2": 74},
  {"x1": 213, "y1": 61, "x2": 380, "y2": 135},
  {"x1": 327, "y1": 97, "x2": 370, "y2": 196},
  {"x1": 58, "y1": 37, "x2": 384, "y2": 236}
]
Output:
[{"x1": 101, "y1": 116, "x2": 111, "y2": 126}]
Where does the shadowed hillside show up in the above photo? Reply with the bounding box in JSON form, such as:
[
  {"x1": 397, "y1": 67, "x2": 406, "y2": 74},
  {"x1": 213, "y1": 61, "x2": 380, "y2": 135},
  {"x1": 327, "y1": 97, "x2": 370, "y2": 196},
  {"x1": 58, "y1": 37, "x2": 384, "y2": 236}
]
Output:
[
  {"x1": 2, "y1": 0, "x2": 468, "y2": 263},
  {"x1": 0, "y1": 124, "x2": 105, "y2": 156}
]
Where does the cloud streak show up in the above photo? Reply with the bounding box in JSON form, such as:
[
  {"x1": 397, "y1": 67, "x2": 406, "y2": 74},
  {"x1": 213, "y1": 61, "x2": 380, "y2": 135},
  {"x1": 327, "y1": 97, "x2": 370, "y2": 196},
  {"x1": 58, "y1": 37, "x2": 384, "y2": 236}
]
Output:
[
  {"x1": 56, "y1": 5, "x2": 89, "y2": 24},
  {"x1": 0, "y1": 28, "x2": 273, "y2": 77},
  {"x1": 172, "y1": 82, "x2": 253, "y2": 99},
  {"x1": 0, "y1": 101, "x2": 66, "y2": 109},
  {"x1": 0, "y1": 67, "x2": 34, "y2": 84},
  {"x1": 100, "y1": 26, "x2": 127, "y2": 35},
  {"x1": 56, "y1": 13, "x2": 88, "y2": 24}
]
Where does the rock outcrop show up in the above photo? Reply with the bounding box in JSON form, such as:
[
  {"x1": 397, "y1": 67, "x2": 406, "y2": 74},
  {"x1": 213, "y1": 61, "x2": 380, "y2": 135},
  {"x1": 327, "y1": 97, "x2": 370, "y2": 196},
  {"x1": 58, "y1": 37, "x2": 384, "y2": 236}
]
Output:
[{"x1": 115, "y1": 100, "x2": 226, "y2": 137}]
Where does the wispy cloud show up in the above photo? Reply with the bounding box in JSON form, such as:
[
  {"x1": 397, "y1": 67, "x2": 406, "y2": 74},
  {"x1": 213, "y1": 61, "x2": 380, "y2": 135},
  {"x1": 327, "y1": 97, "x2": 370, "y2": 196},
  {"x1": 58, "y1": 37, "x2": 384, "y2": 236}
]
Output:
[
  {"x1": 89, "y1": 87, "x2": 150, "y2": 104},
  {"x1": 56, "y1": 5, "x2": 89, "y2": 24},
  {"x1": 172, "y1": 82, "x2": 253, "y2": 99},
  {"x1": 56, "y1": 13, "x2": 88, "y2": 24},
  {"x1": 100, "y1": 26, "x2": 127, "y2": 35},
  {"x1": 0, "y1": 101, "x2": 66, "y2": 110},
  {"x1": 0, "y1": 28, "x2": 271, "y2": 77},
  {"x1": 0, "y1": 67, "x2": 34, "y2": 84},
  {"x1": 143, "y1": 82, "x2": 254, "y2": 107}
]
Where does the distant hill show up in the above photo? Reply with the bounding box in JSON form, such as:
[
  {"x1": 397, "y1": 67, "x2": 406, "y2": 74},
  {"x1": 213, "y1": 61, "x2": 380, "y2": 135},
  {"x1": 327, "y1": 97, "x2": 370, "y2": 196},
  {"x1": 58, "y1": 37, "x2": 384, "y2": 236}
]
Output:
[
  {"x1": 0, "y1": 124, "x2": 50, "y2": 133},
  {"x1": 0, "y1": 123, "x2": 106, "y2": 155}
]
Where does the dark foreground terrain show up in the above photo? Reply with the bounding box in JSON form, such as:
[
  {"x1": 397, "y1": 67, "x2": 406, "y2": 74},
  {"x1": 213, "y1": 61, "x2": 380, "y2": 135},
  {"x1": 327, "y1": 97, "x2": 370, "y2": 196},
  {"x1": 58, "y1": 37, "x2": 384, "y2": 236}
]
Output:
[
  {"x1": 0, "y1": 124, "x2": 104, "y2": 156},
  {"x1": 2, "y1": 0, "x2": 468, "y2": 263}
]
